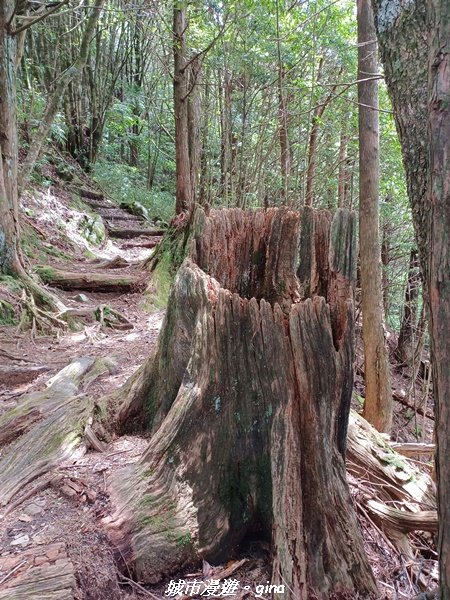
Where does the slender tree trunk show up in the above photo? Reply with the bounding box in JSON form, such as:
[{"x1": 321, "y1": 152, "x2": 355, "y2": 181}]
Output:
[
  {"x1": 338, "y1": 129, "x2": 348, "y2": 208},
  {"x1": 358, "y1": 0, "x2": 392, "y2": 433},
  {"x1": 198, "y1": 73, "x2": 210, "y2": 206},
  {"x1": 427, "y1": 1, "x2": 450, "y2": 594},
  {"x1": 18, "y1": 0, "x2": 106, "y2": 189},
  {"x1": 397, "y1": 249, "x2": 421, "y2": 364},
  {"x1": 304, "y1": 61, "x2": 340, "y2": 207},
  {"x1": 0, "y1": 0, "x2": 19, "y2": 275},
  {"x1": 173, "y1": 4, "x2": 193, "y2": 215},
  {"x1": 381, "y1": 197, "x2": 391, "y2": 319},
  {"x1": 187, "y1": 56, "x2": 202, "y2": 199},
  {"x1": 276, "y1": 0, "x2": 290, "y2": 201},
  {"x1": 220, "y1": 67, "x2": 232, "y2": 206}
]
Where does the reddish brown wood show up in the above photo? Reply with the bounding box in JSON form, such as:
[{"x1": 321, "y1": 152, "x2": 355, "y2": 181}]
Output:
[{"x1": 107, "y1": 207, "x2": 375, "y2": 598}]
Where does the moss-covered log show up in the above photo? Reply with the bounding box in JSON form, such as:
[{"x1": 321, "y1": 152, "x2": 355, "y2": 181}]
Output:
[
  {"x1": 107, "y1": 207, "x2": 376, "y2": 599},
  {"x1": 35, "y1": 265, "x2": 141, "y2": 293}
]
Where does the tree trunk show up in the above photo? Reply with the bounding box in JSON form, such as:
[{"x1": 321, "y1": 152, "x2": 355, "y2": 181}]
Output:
[
  {"x1": 173, "y1": 5, "x2": 193, "y2": 215},
  {"x1": 381, "y1": 199, "x2": 391, "y2": 319},
  {"x1": 427, "y1": 1, "x2": 450, "y2": 594},
  {"x1": 371, "y1": 0, "x2": 449, "y2": 593},
  {"x1": 106, "y1": 206, "x2": 376, "y2": 599},
  {"x1": 276, "y1": 0, "x2": 290, "y2": 201},
  {"x1": 187, "y1": 56, "x2": 202, "y2": 199},
  {"x1": 371, "y1": 1, "x2": 429, "y2": 280},
  {"x1": 0, "y1": 0, "x2": 19, "y2": 275},
  {"x1": 337, "y1": 129, "x2": 348, "y2": 209},
  {"x1": 358, "y1": 0, "x2": 392, "y2": 433},
  {"x1": 220, "y1": 66, "x2": 233, "y2": 206},
  {"x1": 396, "y1": 249, "x2": 421, "y2": 364}
]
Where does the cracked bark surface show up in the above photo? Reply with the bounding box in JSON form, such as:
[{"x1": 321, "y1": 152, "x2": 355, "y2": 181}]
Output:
[{"x1": 107, "y1": 207, "x2": 376, "y2": 599}]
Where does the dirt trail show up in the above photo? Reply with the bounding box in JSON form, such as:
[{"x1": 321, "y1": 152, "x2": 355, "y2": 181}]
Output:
[{"x1": 0, "y1": 189, "x2": 164, "y2": 599}]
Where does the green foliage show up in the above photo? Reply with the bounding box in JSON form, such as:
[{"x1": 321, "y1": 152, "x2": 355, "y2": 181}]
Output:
[
  {"x1": 94, "y1": 161, "x2": 175, "y2": 223},
  {"x1": 0, "y1": 299, "x2": 17, "y2": 325}
]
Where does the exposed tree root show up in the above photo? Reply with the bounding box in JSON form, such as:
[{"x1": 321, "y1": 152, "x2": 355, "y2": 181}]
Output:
[
  {"x1": 366, "y1": 500, "x2": 437, "y2": 533},
  {"x1": 19, "y1": 289, "x2": 68, "y2": 335},
  {"x1": 0, "y1": 542, "x2": 76, "y2": 599},
  {"x1": 60, "y1": 304, "x2": 133, "y2": 330},
  {"x1": 14, "y1": 259, "x2": 66, "y2": 314},
  {"x1": 0, "y1": 357, "x2": 117, "y2": 509}
]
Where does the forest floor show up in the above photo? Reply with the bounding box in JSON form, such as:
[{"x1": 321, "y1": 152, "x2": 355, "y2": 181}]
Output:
[
  {"x1": 0, "y1": 181, "x2": 167, "y2": 599},
  {"x1": 0, "y1": 174, "x2": 437, "y2": 599}
]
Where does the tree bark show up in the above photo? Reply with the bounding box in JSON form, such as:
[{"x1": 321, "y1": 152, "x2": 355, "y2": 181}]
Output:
[
  {"x1": 371, "y1": 0, "x2": 449, "y2": 593},
  {"x1": 106, "y1": 206, "x2": 376, "y2": 598},
  {"x1": 371, "y1": 1, "x2": 429, "y2": 280},
  {"x1": 173, "y1": 5, "x2": 193, "y2": 215},
  {"x1": 358, "y1": 0, "x2": 392, "y2": 433},
  {"x1": 0, "y1": 1, "x2": 19, "y2": 275},
  {"x1": 427, "y1": 1, "x2": 450, "y2": 594},
  {"x1": 396, "y1": 249, "x2": 421, "y2": 364}
]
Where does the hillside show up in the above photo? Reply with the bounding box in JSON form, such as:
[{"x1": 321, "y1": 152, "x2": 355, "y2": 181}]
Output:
[{"x1": 0, "y1": 162, "x2": 438, "y2": 599}]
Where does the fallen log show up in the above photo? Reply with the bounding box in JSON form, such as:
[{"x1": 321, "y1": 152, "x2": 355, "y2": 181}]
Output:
[
  {"x1": 347, "y1": 411, "x2": 436, "y2": 509},
  {"x1": 347, "y1": 410, "x2": 437, "y2": 588},
  {"x1": 106, "y1": 224, "x2": 166, "y2": 239},
  {"x1": 78, "y1": 188, "x2": 104, "y2": 201},
  {"x1": 91, "y1": 256, "x2": 130, "y2": 269},
  {"x1": 101, "y1": 213, "x2": 142, "y2": 222},
  {"x1": 120, "y1": 238, "x2": 162, "y2": 249},
  {"x1": 391, "y1": 442, "x2": 435, "y2": 457},
  {"x1": 35, "y1": 266, "x2": 141, "y2": 293},
  {"x1": 393, "y1": 389, "x2": 434, "y2": 420}
]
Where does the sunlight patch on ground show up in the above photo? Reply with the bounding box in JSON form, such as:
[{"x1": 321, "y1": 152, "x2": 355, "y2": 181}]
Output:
[{"x1": 22, "y1": 189, "x2": 153, "y2": 263}]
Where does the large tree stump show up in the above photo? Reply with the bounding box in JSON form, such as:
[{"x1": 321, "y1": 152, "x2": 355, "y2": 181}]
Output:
[{"x1": 106, "y1": 207, "x2": 376, "y2": 598}]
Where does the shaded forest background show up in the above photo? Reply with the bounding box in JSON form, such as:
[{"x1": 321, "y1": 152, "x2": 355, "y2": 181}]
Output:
[{"x1": 16, "y1": 0, "x2": 416, "y2": 330}]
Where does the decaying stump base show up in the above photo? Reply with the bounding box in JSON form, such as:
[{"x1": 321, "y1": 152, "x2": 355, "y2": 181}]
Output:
[{"x1": 106, "y1": 207, "x2": 377, "y2": 599}]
